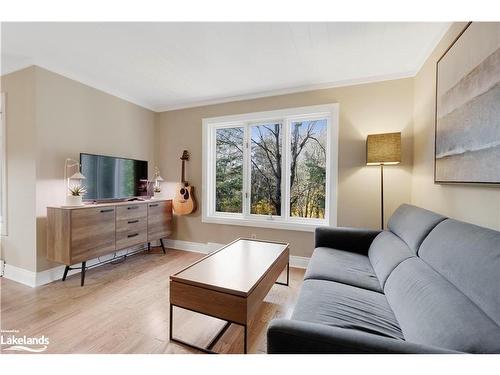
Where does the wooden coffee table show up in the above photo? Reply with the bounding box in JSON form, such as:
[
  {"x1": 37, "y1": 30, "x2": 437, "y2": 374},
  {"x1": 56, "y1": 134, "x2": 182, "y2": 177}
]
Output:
[{"x1": 169, "y1": 238, "x2": 290, "y2": 354}]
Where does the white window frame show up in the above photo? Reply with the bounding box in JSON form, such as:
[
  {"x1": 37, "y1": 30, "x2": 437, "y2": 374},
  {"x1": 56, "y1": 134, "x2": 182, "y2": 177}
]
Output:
[
  {"x1": 202, "y1": 104, "x2": 339, "y2": 232},
  {"x1": 0, "y1": 93, "x2": 7, "y2": 236}
]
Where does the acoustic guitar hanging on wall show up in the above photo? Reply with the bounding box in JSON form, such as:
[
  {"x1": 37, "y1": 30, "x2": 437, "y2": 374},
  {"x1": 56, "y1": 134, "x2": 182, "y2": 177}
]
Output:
[{"x1": 173, "y1": 150, "x2": 196, "y2": 215}]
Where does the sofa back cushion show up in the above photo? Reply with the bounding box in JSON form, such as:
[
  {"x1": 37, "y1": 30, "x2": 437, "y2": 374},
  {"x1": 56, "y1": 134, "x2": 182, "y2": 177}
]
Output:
[
  {"x1": 419, "y1": 219, "x2": 500, "y2": 327},
  {"x1": 368, "y1": 231, "x2": 414, "y2": 289},
  {"x1": 387, "y1": 204, "x2": 446, "y2": 253},
  {"x1": 384, "y1": 257, "x2": 500, "y2": 353}
]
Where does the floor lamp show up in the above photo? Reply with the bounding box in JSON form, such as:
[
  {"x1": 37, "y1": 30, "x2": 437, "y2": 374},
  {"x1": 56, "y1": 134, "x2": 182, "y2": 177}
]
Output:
[{"x1": 366, "y1": 132, "x2": 401, "y2": 230}]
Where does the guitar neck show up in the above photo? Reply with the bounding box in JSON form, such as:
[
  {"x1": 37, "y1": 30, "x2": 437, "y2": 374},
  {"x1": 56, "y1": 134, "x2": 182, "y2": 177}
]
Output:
[{"x1": 181, "y1": 160, "x2": 186, "y2": 183}]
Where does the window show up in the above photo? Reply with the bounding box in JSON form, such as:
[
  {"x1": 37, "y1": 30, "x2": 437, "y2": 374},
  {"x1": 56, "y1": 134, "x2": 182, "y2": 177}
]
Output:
[
  {"x1": 203, "y1": 104, "x2": 338, "y2": 231},
  {"x1": 0, "y1": 93, "x2": 6, "y2": 236}
]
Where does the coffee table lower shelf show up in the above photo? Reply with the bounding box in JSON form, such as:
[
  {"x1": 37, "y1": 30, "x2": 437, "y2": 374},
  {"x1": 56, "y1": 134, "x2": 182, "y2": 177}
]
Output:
[
  {"x1": 169, "y1": 262, "x2": 289, "y2": 354},
  {"x1": 169, "y1": 304, "x2": 248, "y2": 354}
]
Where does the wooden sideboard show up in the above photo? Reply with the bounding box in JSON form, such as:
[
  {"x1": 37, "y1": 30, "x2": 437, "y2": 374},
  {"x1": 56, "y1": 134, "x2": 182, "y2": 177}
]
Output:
[{"x1": 47, "y1": 199, "x2": 173, "y2": 286}]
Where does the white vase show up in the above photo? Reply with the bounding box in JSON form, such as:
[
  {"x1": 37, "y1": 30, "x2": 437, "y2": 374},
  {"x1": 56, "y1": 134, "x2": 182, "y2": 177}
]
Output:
[
  {"x1": 153, "y1": 191, "x2": 162, "y2": 199},
  {"x1": 66, "y1": 195, "x2": 83, "y2": 206}
]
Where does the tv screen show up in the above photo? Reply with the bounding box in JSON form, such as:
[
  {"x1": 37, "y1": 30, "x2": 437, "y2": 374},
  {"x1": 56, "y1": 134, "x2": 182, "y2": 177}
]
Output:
[{"x1": 80, "y1": 153, "x2": 148, "y2": 201}]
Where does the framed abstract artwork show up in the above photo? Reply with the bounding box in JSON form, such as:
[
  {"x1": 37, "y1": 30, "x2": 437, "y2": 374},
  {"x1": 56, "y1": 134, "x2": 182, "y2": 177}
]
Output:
[{"x1": 435, "y1": 22, "x2": 500, "y2": 184}]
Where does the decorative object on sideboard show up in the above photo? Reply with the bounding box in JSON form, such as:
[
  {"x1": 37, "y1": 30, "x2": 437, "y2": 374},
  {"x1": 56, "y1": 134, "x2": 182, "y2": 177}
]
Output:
[
  {"x1": 64, "y1": 158, "x2": 86, "y2": 206},
  {"x1": 435, "y1": 22, "x2": 500, "y2": 184},
  {"x1": 173, "y1": 150, "x2": 196, "y2": 215},
  {"x1": 67, "y1": 184, "x2": 87, "y2": 206},
  {"x1": 153, "y1": 166, "x2": 164, "y2": 198},
  {"x1": 366, "y1": 132, "x2": 401, "y2": 230}
]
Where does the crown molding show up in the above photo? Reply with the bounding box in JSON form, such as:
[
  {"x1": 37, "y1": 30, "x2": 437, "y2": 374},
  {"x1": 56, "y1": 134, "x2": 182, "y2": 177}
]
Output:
[
  {"x1": 412, "y1": 22, "x2": 452, "y2": 76},
  {"x1": 2, "y1": 63, "x2": 417, "y2": 113},
  {"x1": 1, "y1": 63, "x2": 157, "y2": 112},
  {"x1": 155, "y1": 70, "x2": 417, "y2": 112}
]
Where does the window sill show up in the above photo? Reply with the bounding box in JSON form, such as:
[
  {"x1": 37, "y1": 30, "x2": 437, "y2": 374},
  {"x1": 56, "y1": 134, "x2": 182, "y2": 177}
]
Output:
[{"x1": 202, "y1": 214, "x2": 331, "y2": 232}]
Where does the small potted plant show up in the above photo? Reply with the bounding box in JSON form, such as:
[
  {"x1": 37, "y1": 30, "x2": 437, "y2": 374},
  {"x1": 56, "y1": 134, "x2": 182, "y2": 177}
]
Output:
[{"x1": 66, "y1": 184, "x2": 87, "y2": 206}]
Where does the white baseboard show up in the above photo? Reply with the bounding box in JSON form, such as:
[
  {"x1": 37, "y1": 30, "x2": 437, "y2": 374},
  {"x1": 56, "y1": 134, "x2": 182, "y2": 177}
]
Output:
[
  {"x1": 4, "y1": 239, "x2": 310, "y2": 288},
  {"x1": 3, "y1": 244, "x2": 150, "y2": 288},
  {"x1": 289, "y1": 255, "x2": 310, "y2": 269},
  {"x1": 163, "y1": 239, "x2": 210, "y2": 254},
  {"x1": 163, "y1": 239, "x2": 310, "y2": 269},
  {"x1": 3, "y1": 264, "x2": 37, "y2": 287}
]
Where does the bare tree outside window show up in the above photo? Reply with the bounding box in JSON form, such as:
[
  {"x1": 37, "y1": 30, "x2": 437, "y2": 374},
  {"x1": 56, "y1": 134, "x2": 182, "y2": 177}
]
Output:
[
  {"x1": 290, "y1": 119, "x2": 327, "y2": 219},
  {"x1": 250, "y1": 123, "x2": 282, "y2": 216},
  {"x1": 215, "y1": 127, "x2": 244, "y2": 213}
]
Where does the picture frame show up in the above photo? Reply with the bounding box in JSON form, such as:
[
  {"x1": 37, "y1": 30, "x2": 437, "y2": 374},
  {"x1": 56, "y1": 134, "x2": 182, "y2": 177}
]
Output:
[{"x1": 434, "y1": 22, "x2": 500, "y2": 184}]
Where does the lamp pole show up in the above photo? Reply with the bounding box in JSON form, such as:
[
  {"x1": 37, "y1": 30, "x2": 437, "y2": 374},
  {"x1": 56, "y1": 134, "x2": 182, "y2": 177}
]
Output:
[{"x1": 380, "y1": 164, "x2": 384, "y2": 230}]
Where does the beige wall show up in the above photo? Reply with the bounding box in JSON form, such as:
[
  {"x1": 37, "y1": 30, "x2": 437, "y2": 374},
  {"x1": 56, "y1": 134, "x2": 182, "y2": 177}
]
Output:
[
  {"x1": 157, "y1": 78, "x2": 414, "y2": 257},
  {"x1": 1, "y1": 66, "x2": 157, "y2": 272},
  {"x1": 0, "y1": 67, "x2": 37, "y2": 271},
  {"x1": 411, "y1": 22, "x2": 500, "y2": 230}
]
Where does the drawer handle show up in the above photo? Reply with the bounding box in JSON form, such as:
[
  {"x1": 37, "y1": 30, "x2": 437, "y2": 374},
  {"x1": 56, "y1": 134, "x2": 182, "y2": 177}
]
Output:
[
  {"x1": 149, "y1": 204, "x2": 159, "y2": 207},
  {"x1": 100, "y1": 209, "x2": 114, "y2": 213},
  {"x1": 127, "y1": 233, "x2": 139, "y2": 238},
  {"x1": 128, "y1": 219, "x2": 139, "y2": 224},
  {"x1": 127, "y1": 206, "x2": 139, "y2": 210}
]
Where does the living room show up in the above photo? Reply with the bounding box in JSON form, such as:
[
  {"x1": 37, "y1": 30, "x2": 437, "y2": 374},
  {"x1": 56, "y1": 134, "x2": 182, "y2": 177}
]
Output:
[{"x1": 1, "y1": 1, "x2": 499, "y2": 373}]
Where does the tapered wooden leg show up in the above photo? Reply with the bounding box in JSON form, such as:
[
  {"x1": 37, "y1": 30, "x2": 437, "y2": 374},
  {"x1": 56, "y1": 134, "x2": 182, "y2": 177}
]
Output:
[
  {"x1": 148, "y1": 242, "x2": 151, "y2": 252},
  {"x1": 81, "y1": 262, "x2": 86, "y2": 287},
  {"x1": 62, "y1": 266, "x2": 70, "y2": 281},
  {"x1": 160, "y1": 238, "x2": 166, "y2": 254}
]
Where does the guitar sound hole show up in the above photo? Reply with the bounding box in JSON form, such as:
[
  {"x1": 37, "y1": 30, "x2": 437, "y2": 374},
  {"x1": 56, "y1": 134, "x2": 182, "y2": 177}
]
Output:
[
  {"x1": 183, "y1": 191, "x2": 190, "y2": 200},
  {"x1": 180, "y1": 188, "x2": 185, "y2": 195}
]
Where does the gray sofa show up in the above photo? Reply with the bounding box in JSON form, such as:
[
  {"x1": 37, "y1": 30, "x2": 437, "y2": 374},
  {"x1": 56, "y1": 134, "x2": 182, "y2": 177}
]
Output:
[{"x1": 267, "y1": 204, "x2": 500, "y2": 353}]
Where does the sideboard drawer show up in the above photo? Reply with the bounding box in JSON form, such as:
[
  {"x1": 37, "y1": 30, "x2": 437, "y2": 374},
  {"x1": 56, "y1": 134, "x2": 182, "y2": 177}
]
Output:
[
  {"x1": 148, "y1": 200, "x2": 173, "y2": 241},
  {"x1": 116, "y1": 217, "x2": 148, "y2": 249},
  {"x1": 116, "y1": 204, "x2": 147, "y2": 221},
  {"x1": 70, "y1": 207, "x2": 116, "y2": 263}
]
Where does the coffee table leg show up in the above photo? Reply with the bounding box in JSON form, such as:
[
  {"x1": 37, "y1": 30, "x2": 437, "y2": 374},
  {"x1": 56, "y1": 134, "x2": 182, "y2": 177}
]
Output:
[{"x1": 275, "y1": 262, "x2": 290, "y2": 286}]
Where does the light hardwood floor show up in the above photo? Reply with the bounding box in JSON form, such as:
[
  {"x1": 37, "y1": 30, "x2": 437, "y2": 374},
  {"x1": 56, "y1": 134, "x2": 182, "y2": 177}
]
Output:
[{"x1": 0, "y1": 247, "x2": 305, "y2": 354}]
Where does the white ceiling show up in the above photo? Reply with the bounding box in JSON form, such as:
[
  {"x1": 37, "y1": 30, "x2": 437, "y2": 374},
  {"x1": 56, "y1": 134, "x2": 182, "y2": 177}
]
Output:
[{"x1": 1, "y1": 22, "x2": 449, "y2": 112}]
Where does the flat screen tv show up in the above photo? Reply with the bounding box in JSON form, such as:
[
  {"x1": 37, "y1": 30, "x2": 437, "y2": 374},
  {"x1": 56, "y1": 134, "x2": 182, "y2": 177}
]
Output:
[{"x1": 80, "y1": 153, "x2": 148, "y2": 201}]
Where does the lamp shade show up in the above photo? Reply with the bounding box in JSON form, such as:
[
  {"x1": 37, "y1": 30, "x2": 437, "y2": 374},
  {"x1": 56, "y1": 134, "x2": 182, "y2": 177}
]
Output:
[
  {"x1": 69, "y1": 172, "x2": 86, "y2": 180},
  {"x1": 366, "y1": 132, "x2": 401, "y2": 165}
]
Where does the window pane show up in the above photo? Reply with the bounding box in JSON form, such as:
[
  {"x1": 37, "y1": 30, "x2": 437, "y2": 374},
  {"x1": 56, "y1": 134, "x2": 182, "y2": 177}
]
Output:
[
  {"x1": 290, "y1": 119, "x2": 327, "y2": 219},
  {"x1": 250, "y1": 123, "x2": 282, "y2": 216},
  {"x1": 215, "y1": 127, "x2": 244, "y2": 213}
]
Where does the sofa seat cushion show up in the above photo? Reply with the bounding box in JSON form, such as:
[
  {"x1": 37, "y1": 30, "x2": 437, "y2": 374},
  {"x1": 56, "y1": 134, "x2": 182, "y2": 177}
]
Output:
[
  {"x1": 305, "y1": 247, "x2": 382, "y2": 293},
  {"x1": 384, "y1": 257, "x2": 500, "y2": 353},
  {"x1": 292, "y1": 279, "x2": 403, "y2": 340},
  {"x1": 419, "y1": 219, "x2": 500, "y2": 327}
]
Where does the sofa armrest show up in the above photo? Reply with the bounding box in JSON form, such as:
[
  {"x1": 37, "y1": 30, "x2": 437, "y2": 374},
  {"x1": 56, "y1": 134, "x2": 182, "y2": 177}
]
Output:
[
  {"x1": 315, "y1": 226, "x2": 381, "y2": 255},
  {"x1": 267, "y1": 319, "x2": 459, "y2": 354}
]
